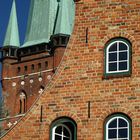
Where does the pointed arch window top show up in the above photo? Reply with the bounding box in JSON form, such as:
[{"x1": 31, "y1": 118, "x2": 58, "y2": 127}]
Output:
[{"x1": 20, "y1": 92, "x2": 26, "y2": 99}]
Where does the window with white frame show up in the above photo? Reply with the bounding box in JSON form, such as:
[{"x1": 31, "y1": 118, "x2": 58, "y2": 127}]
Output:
[
  {"x1": 105, "y1": 114, "x2": 131, "y2": 140},
  {"x1": 52, "y1": 124, "x2": 72, "y2": 140},
  {"x1": 105, "y1": 38, "x2": 131, "y2": 76},
  {"x1": 51, "y1": 118, "x2": 77, "y2": 140}
]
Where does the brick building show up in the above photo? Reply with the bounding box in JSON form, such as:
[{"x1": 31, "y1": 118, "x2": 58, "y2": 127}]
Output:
[{"x1": 0, "y1": 0, "x2": 140, "y2": 139}]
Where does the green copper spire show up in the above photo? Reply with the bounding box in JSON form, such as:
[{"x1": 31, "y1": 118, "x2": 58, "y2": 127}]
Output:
[
  {"x1": 3, "y1": 0, "x2": 20, "y2": 47},
  {"x1": 54, "y1": 0, "x2": 75, "y2": 35},
  {"x1": 22, "y1": 0, "x2": 58, "y2": 47}
]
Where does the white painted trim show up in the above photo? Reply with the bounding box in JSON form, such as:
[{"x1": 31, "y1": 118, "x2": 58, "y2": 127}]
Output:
[
  {"x1": 2, "y1": 68, "x2": 55, "y2": 80},
  {"x1": 106, "y1": 116, "x2": 129, "y2": 140},
  {"x1": 0, "y1": 114, "x2": 25, "y2": 121},
  {"x1": 106, "y1": 40, "x2": 129, "y2": 73}
]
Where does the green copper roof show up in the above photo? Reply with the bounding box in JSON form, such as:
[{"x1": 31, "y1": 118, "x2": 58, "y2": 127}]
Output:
[
  {"x1": 3, "y1": 0, "x2": 20, "y2": 47},
  {"x1": 54, "y1": 0, "x2": 75, "y2": 35},
  {"x1": 22, "y1": 0, "x2": 58, "y2": 47},
  {"x1": 22, "y1": 0, "x2": 75, "y2": 47}
]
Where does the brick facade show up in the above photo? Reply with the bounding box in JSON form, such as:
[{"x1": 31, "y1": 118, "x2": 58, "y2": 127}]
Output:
[{"x1": 1, "y1": 0, "x2": 140, "y2": 139}]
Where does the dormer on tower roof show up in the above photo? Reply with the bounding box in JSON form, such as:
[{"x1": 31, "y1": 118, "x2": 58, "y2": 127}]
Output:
[{"x1": 3, "y1": 0, "x2": 20, "y2": 48}]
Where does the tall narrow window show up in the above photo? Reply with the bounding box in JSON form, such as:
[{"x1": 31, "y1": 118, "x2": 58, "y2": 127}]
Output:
[
  {"x1": 17, "y1": 67, "x2": 21, "y2": 73},
  {"x1": 31, "y1": 64, "x2": 34, "y2": 72},
  {"x1": 24, "y1": 66, "x2": 27, "y2": 72},
  {"x1": 51, "y1": 117, "x2": 77, "y2": 140},
  {"x1": 24, "y1": 98, "x2": 26, "y2": 113},
  {"x1": 105, "y1": 38, "x2": 131, "y2": 77},
  {"x1": 45, "y1": 61, "x2": 48, "y2": 69},
  {"x1": 104, "y1": 114, "x2": 132, "y2": 140},
  {"x1": 19, "y1": 92, "x2": 26, "y2": 114},
  {"x1": 38, "y1": 63, "x2": 41, "y2": 71},
  {"x1": 19, "y1": 100, "x2": 22, "y2": 114}
]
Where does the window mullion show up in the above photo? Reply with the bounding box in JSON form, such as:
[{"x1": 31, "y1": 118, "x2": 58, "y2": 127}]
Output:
[
  {"x1": 127, "y1": 48, "x2": 129, "y2": 71},
  {"x1": 107, "y1": 48, "x2": 109, "y2": 73},
  {"x1": 117, "y1": 117, "x2": 119, "y2": 139},
  {"x1": 117, "y1": 42, "x2": 119, "y2": 72}
]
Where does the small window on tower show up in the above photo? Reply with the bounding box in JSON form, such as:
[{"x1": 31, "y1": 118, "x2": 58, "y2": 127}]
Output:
[
  {"x1": 38, "y1": 63, "x2": 41, "y2": 71},
  {"x1": 17, "y1": 67, "x2": 21, "y2": 73},
  {"x1": 31, "y1": 64, "x2": 34, "y2": 72},
  {"x1": 30, "y1": 47, "x2": 36, "y2": 53},
  {"x1": 61, "y1": 36, "x2": 66, "y2": 45},
  {"x1": 11, "y1": 49, "x2": 15, "y2": 56},
  {"x1": 5, "y1": 50, "x2": 9, "y2": 56},
  {"x1": 24, "y1": 66, "x2": 27, "y2": 72},
  {"x1": 19, "y1": 92, "x2": 26, "y2": 114},
  {"x1": 45, "y1": 61, "x2": 48, "y2": 69}
]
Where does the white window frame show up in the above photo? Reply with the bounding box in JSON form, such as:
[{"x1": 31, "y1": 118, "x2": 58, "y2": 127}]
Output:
[
  {"x1": 106, "y1": 40, "x2": 130, "y2": 74},
  {"x1": 106, "y1": 116, "x2": 130, "y2": 140},
  {"x1": 52, "y1": 124, "x2": 72, "y2": 140}
]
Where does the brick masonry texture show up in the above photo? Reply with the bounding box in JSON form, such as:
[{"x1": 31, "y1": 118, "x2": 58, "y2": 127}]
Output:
[{"x1": 1, "y1": 0, "x2": 140, "y2": 139}]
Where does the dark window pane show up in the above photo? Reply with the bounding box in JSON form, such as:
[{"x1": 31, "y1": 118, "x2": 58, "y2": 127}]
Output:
[
  {"x1": 24, "y1": 66, "x2": 27, "y2": 71},
  {"x1": 17, "y1": 67, "x2": 21, "y2": 73},
  {"x1": 119, "y1": 42, "x2": 127, "y2": 51},
  {"x1": 119, "y1": 119, "x2": 127, "y2": 127},
  {"x1": 109, "y1": 43, "x2": 117, "y2": 52},
  {"x1": 45, "y1": 61, "x2": 48, "y2": 69},
  {"x1": 30, "y1": 47, "x2": 36, "y2": 53},
  {"x1": 118, "y1": 129, "x2": 128, "y2": 138},
  {"x1": 55, "y1": 135, "x2": 62, "y2": 140},
  {"x1": 109, "y1": 53, "x2": 117, "y2": 61},
  {"x1": 31, "y1": 64, "x2": 34, "y2": 71},
  {"x1": 109, "y1": 63, "x2": 117, "y2": 71},
  {"x1": 119, "y1": 52, "x2": 127, "y2": 61},
  {"x1": 11, "y1": 49, "x2": 15, "y2": 56},
  {"x1": 64, "y1": 127, "x2": 70, "y2": 137},
  {"x1": 55, "y1": 126, "x2": 62, "y2": 134},
  {"x1": 64, "y1": 137, "x2": 70, "y2": 140},
  {"x1": 109, "y1": 119, "x2": 117, "y2": 128},
  {"x1": 63, "y1": 122, "x2": 74, "y2": 140},
  {"x1": 109, "y1": 129, "x2": 117, "y2": 138},
  {"x1": 119, "y1": 62, "x2": 127, "y2": 70}
]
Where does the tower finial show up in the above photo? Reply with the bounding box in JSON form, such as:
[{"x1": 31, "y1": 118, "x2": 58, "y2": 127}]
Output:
[{"x1": 3, "y1": 0, "x2": 20, "y2": 47}]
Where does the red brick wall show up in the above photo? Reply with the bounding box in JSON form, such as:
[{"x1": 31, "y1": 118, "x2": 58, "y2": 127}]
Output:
[{"x1": 1, "y1": 0, "x2": 140, "y2": 139}]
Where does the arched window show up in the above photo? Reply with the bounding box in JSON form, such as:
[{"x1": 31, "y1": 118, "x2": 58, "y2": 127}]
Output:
[
  {"x1": 38, "y1": 63, "x2": 41, "y2": 71},
  {"x1": 105, "y1": 38, "x2": 131, "y2": 77},
  {"x1": 17, "y1": 67, "x2": 21, "y2": 73},
  {"x1": 31, "y1": 64, "x2": 34, "y2": 72},
  {"x1": 19, "y1": 91, "x2": 27, "y2": 114},
  {"x1": 45, "y1": 61, "x2": 48, "y2": 69},
  {"x1": 50, "y1": 117, "x2": 77, "y2": 140},
  {"x1": 104, "y1": 114, "x2": 132, "y2": 140}
]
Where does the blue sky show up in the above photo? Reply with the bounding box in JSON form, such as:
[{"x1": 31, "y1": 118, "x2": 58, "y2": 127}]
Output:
[{"x1": 0, "y1": 0, "x2": 30, "y2": 47}]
